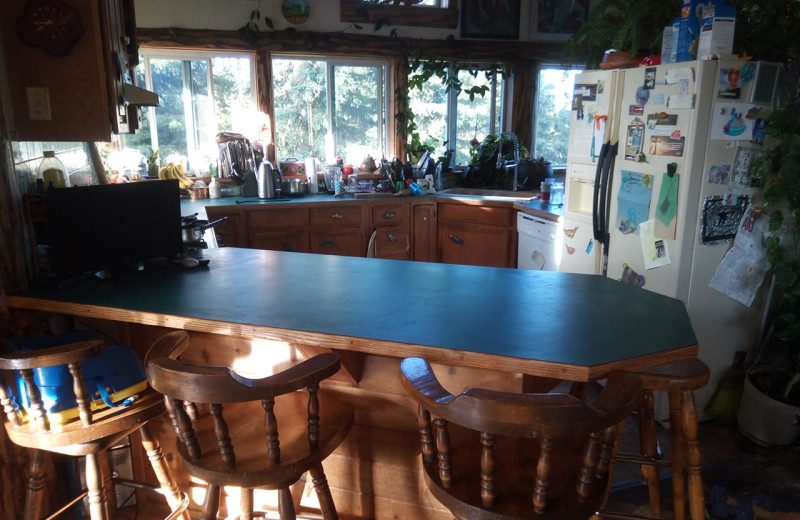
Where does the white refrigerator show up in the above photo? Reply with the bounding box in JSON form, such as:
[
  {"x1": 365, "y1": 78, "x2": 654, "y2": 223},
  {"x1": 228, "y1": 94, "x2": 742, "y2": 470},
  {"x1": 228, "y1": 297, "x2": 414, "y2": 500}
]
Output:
[{"x1": 560, "y1": 59, "x2": 781, "y2": 418}]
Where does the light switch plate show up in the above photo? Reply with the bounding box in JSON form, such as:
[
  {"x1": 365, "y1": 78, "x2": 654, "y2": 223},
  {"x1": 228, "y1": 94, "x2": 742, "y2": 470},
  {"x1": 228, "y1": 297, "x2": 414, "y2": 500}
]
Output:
[{"x1": 26, "y1": 87, "x2": 52, "y2": 120}]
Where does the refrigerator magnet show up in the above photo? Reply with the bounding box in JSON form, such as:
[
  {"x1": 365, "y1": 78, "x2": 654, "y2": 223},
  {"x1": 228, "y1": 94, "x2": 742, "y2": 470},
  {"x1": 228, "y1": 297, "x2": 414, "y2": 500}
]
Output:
[{"x1": 624, "y1": 119, "x2": 645, "y2": 160}]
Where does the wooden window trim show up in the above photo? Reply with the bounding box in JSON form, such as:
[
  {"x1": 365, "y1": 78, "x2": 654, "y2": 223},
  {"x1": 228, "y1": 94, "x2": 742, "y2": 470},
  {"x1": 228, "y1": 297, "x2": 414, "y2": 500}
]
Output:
[{"x1": 339, "y1": 0, "x2": 458, "y2": 29}]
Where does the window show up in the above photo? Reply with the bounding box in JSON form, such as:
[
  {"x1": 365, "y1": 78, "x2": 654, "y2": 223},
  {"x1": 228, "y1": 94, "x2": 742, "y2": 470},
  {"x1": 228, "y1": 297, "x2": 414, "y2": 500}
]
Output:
[
  {"x1": 408, "y1": 64, "x2": 504, "y2": 165},
  {"x1": 127, "y1": 50, "x2": 256, "y2": 173},
  {"x1": 272, "y1": 57, "x2": 388, "y2": 165},
  {"x1": 534, "y1": 67, "x2": 582, "y2": 165}
]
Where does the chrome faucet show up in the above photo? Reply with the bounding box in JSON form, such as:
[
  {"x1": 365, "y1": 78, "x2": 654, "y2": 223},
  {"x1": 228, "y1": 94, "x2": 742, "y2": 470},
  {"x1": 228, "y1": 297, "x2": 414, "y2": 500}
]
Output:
[{"x1": 496, "y1": 132, "x2": 520, "y2": 191}]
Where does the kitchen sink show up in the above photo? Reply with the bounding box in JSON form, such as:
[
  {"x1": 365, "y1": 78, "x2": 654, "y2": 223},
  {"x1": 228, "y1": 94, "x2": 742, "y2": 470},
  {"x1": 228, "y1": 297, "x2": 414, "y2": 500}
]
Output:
[{"x1": 437, "y1": 188, "x2": 538, "y2": 201}]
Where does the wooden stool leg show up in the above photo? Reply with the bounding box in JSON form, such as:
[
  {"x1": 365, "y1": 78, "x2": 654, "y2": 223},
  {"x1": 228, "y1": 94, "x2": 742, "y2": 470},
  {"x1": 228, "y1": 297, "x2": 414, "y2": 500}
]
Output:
[
  {"x1": 240, "y1": 488, "x2": 254, "y2": 520},
  {"x1": 138, "y1": 424, "x2": 191, "y2": 520},
  {"x1": 85, "y1": 452, "x2": 109, "y2": 520},
  {"x1": 680, "y1": 390, "x2": 705, "y2": 520},
  {"x1": 200, "y1": 484, "x2": 221, "y2": 520},
  {"x1": 23, "y1": 449, "x2": 47, "y2": 520},
  {"x1": 278, "y1": 487, "x2": 297, "y2": 520},
  {"x1": 310, "y1": 462, "x2": 338, "y2": 520},
  {"x1": 639, "y1": 390, "x2": 662, "y2": 518},
  {"x1": 668, "y1": 390, "x2": 687, "y2": 520}
]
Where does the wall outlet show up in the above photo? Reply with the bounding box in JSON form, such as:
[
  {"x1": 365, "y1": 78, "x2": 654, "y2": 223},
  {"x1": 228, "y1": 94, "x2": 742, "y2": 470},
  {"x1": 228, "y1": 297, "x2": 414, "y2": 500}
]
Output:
[{"x1": 26, "y1": 87, "x2": 51, "y2": 120}]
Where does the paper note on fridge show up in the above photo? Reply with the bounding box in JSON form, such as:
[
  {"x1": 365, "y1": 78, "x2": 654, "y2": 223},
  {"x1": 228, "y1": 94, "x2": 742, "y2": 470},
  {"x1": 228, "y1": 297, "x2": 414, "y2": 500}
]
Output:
[
  {"x1": 665, "y1": 68, "x2": 694, "y2": 84},
  {"x1": 640, "y1": 220, "x2": 671, "y2": 270},
  {"x1": 616, "y1": 171, "x2": 654, "y2": 235},
  {"x1": 710, "y1": 103, "x2": 760, "y2": 141}
]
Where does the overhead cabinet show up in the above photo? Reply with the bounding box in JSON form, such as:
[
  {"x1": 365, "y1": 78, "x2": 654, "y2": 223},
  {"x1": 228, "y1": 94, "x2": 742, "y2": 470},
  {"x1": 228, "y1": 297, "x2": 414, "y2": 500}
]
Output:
[{"x1": 0, "y1": 0, "x2": 157, "y2": 141}]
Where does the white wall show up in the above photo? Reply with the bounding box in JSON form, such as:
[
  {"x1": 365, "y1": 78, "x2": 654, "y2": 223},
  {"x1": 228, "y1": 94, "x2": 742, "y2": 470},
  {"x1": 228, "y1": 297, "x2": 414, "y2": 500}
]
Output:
[{"x1": 134, "y1": 0, "x2": 535, "y2": 41}]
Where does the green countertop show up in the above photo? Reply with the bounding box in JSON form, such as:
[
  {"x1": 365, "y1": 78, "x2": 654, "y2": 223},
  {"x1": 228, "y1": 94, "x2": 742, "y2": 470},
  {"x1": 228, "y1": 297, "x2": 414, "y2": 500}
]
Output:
[{"x1": 8, "y1": 247, "x2": 697, "y2": 380}]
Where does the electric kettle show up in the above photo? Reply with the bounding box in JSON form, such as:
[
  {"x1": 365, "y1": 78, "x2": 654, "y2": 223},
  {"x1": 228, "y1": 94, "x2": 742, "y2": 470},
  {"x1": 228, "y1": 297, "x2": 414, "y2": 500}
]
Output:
[{"x1": 256, "y1": 160, "x2": 282, "y2": 199}]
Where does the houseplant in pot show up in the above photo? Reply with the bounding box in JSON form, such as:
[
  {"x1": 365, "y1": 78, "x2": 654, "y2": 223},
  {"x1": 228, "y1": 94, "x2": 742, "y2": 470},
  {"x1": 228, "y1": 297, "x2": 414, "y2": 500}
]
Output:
[{"x1": 737, "y1": 62, "x2": 800, "y2": 447}]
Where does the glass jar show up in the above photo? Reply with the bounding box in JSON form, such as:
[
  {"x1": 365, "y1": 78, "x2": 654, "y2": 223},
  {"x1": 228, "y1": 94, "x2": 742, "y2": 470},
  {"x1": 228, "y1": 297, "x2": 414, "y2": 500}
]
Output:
[
  {"x1": 540, "y1": 178, "x2": 553, "y2": 202},
  {"x1": 551, "y1": 181, "x2": 565, "y2": 205},
  {"x1": 36, "y1": 151, "x2": 70, "y2": 191}
]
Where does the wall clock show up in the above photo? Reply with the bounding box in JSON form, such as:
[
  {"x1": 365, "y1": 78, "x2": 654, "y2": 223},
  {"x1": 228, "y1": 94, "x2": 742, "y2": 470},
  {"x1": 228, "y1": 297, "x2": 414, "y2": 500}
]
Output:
[{"x1": 16, "y1": 0, "x2": 85, "y2": 56}]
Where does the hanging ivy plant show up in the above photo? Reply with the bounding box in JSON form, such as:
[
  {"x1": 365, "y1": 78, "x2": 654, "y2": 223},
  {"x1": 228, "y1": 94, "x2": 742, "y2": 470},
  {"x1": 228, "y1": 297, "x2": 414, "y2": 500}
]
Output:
[{"x1": 396, "y1": 52, "x2": 509, "y2": 162}]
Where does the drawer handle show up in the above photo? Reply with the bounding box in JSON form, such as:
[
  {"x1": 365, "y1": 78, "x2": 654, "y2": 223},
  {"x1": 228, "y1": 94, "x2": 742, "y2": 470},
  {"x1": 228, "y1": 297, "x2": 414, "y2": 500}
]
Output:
[
  {"x1": 387, "y1": 232, "x2": 398, "y2": 242},
  {"x1": 322, "y1": 239, "x2": 335, "y2": 248},
  {"x1": 331, "y1": 213, "x2": 343, "y2": 219},
  {"x1": 383, "y1": 210, "x2": 396, "y2": 219},
  {"x1": 449, "y1": 234, "x2": 463, "y2": 245},
  {"x1": 281, "y1": 242, "x2": 293, "y2": 252}
]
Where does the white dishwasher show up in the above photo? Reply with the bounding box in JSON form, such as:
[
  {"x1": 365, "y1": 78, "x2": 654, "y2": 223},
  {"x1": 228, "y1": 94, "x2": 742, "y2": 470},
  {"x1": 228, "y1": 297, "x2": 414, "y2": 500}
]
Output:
[{"x1": 517, "y1": 212, "x2": 560, "y2": 271}]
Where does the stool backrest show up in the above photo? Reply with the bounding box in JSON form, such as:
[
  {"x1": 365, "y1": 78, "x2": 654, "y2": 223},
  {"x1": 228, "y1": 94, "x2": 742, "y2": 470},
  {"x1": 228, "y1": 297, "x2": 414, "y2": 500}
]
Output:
[
  {"x1": 145, "y1": 331, "x2": 341, "y2": 471},
  {"x1": 400, "y1": 357, "x2": 642, "y2": 520},
  {"x1": 0, "y1": 339, "x2": 104, "y2": 432}
]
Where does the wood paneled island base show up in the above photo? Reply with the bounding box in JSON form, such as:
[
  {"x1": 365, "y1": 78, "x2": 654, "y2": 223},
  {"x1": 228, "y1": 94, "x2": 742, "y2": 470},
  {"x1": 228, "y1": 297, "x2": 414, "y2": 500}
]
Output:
[{"x1": 5, "y1": 247, "x2": 700, "y2": 519}]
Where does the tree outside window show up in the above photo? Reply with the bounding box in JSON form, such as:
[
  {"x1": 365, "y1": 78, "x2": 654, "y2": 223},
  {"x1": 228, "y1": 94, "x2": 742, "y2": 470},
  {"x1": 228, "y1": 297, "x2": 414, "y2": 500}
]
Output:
[{"x1": 534, "y1": 67, "x2": 581, "y2": 165}]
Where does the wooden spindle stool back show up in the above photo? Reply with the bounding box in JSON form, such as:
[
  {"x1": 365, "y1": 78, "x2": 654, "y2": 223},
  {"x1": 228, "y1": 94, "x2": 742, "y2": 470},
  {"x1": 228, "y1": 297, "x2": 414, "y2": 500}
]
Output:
[
  {"x1": 0, "y1": 335, "x2": 188, "y2": 520},
  {"x1": 145, "y1": 330, "x2": 354, "y2": 520},
  {"x1": 400, "y1": 357, "x2": 643, "y2": 520}
]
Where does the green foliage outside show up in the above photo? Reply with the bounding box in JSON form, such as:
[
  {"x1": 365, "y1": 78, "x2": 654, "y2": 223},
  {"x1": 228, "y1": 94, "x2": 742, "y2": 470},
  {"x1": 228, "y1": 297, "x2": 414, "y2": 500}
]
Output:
[{"x1": 272, "y1": 59, "x2": 328, "y2": 160}]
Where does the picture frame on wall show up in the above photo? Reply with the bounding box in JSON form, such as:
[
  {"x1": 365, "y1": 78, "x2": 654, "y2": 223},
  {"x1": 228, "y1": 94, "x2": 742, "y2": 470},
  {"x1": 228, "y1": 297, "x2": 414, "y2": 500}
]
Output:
[
  {"x1": 530, "y1": 0, "x2": 592, "y2": 42},
  {"x1": 460, "y1": 0, "x2": 521, "y2": 40}
]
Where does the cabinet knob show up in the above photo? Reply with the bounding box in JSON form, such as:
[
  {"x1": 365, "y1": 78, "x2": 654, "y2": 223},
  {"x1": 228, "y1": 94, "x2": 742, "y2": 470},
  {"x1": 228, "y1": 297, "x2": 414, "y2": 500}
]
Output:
[
  {"x1": 422, "y1": 216, "x2": 428, "y2": 221},
  {"x1": 331, "y1": 213, "x2": 343, "y2": 219},
  {"x1": 449, "y1": 234, "x2": 463, "y2": 245},
  {"x1": 383, "y1": 211, "x2": 396, "y2": 219},
  {"x1": 282, "y1": 242, "x2": 293, "y2": 252},
  {"x1": 322, "y1": 240, "x2": 335, "y2": 248},
  {"x1": 387, "y1": 232, "x2": 398, "y2": 242}
]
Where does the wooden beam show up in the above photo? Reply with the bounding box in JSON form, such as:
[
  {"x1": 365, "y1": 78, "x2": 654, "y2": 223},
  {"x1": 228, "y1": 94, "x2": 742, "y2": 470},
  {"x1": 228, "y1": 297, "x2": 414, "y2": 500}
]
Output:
[{"x1": 339, "y1": 0, "x2": 459, "y2": 29}]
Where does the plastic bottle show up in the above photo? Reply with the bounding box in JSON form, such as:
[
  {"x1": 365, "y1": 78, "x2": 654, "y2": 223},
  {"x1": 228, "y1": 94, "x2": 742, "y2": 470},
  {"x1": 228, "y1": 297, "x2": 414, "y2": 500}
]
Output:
[
  {"x1": 209, "y1": 177, "x2": 221, "y2": 198},
  {"x1": 37, "y1": 151, "x2": 70, "y2": 190}
]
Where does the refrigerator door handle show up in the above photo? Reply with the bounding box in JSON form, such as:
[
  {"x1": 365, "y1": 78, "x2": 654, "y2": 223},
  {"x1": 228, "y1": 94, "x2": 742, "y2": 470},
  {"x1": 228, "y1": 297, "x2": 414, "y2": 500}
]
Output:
[
  {"x1": 598, "y1": 141, "x2": 618, "y2": 277},
  {"x1": 592, "y1": 143, "x2": 608, "y2": 242}
]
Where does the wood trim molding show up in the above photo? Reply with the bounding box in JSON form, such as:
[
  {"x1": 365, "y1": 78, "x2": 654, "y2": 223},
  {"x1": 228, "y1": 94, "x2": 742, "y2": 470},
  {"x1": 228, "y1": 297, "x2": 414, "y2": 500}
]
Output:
[{"x1": 339, "y1": 0, "x2": 458, "y2": 29}]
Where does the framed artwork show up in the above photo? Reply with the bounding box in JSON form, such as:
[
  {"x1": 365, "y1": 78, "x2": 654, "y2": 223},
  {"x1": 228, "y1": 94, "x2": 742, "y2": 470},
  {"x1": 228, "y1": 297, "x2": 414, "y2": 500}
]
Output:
[
  {"x1": 460, "y1": 0, "x2": 521, "y2": 40},
  {"x1": 530, "y1": 0, "x2": 591, "y2": 42}
]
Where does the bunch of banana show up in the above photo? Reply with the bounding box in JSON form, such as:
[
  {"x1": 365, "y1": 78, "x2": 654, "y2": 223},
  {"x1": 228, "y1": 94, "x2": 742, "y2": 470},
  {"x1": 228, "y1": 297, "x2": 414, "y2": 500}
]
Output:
[{"x1": 158, "y1": 163, "x2": 195, "y2": 189}]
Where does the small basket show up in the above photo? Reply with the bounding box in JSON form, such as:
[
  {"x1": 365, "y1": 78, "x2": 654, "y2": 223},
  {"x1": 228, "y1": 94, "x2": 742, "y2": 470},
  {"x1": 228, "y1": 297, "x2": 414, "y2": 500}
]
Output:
[{"x1": 187, "y1": 187, "x2": 209, "y2": 200}]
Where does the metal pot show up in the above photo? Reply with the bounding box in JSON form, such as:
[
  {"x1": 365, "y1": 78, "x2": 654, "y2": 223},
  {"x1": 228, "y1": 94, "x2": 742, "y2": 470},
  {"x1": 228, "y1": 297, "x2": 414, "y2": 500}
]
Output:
[
  {"x1": 180, "y1": 216, "x2": 228, "y2": 244},
  {"x1": 281, "y1": 178, "x2": 309, "y2": 197}
]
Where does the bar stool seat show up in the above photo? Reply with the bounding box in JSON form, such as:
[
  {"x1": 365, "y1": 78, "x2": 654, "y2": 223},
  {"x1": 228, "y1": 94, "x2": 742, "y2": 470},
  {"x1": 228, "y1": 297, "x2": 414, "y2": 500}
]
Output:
[
  {"x1": 0, "y1": 334, "x2": 188, "y2": 520},
  {"x1": 612, "y1": 359, "x2": 710, "y2": 520}
]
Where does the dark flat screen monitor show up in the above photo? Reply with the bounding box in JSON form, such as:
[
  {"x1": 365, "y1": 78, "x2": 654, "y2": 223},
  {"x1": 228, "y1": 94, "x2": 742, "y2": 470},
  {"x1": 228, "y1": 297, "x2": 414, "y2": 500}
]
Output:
[{"x1": 47, "y1": 180, "x2": 182, "y2": 276}]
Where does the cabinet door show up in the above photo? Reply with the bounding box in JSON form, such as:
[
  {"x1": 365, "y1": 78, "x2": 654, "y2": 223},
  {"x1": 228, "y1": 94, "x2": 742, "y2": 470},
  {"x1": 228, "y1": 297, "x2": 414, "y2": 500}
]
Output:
[
  {"x1": 206, "y1": 210, "x2": 245, "y2": 248},
  {"x1": 412, "y1": 203, "x2": 437, "y2": 262},
  {"x1": 310, "y1": 229, "x2": 364, "y2": 257},
  {"x1": 438, "y1": 223, "x2": 513, "y2": 268},
  {"x1": 374, "y1": 226, "x2": 410, "y2": 260},
  {"x1": 250, "y1": 230, "x2": 309, "y2": 253}
]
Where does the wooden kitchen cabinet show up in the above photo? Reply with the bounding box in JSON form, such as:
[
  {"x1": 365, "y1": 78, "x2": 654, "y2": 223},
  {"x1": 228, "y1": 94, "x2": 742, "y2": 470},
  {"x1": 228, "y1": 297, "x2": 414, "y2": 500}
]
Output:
[
  {"x1": 204, "y1": 207, "x2": 245, "y2": 248},
  {"x1": 309, "y1": 205, "x2": 364, "y2": 257},
  {"x1": 0, "y1": 0, "x2": 152, "y2": 141},
  {"x1": 437, "y1": 202, "x2": 515, "y2": 268},
  {"x1": 248, "y1": 207, "x2": 309, "y2": 253},
  {"x1": 370, "y1": 203, "x2": 410, "y2": 260},
  {"x1": 411, "y1": 200, "x2": 436, "y2": 262}
]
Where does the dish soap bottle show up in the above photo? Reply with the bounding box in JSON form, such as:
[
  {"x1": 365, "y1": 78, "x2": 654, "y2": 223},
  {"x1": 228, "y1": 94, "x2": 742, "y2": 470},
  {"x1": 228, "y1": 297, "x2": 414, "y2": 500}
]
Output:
[
  {"x1": 209, "y1": 176, "x2": 221, "y2": 198},
  {"x1": 37, "y1": 151, "x2": 70, "y2": 190}
]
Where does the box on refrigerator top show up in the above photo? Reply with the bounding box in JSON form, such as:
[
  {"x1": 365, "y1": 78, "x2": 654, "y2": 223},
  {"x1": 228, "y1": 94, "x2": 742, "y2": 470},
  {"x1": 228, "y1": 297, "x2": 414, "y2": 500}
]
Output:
[
  {"x1": 676, "y1": 0, "x2": 732, "y2": 62},
  {"x1": 696, "y1": 4, "x2": 736, "y2": 59}
]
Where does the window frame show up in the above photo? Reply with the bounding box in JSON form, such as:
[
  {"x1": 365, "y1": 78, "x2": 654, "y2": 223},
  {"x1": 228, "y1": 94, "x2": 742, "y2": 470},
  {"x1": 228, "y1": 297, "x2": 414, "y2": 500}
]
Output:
[
  {"x1": 271, "y1": 54, "x2": 391, "y2": 164},
  {"x1": 131, "y1": 48, "x2": 257, "y2": 162}
]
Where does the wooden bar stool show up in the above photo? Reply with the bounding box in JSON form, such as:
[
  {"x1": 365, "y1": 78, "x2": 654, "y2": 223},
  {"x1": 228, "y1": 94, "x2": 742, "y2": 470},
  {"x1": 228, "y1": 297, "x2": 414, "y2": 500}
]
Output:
[
  {"x1": 145, "y1": 330, "x2": 354, "y2": 520},
  {"x1": 400, "y1": 357, "x2": 643, "y2": 520},
  {"x1": 0, "y1": 335, "x2": 189, "y2": 520},
  {"x1": 613, "y1": 359, "x2": 710, "y2": 520}
]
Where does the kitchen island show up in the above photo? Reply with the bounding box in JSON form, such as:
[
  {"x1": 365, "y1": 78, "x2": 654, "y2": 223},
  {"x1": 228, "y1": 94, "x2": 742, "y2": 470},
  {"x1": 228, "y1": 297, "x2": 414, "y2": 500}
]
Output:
[{"x1": 5, "y1": 248, "x2": 699, "y2": 518}]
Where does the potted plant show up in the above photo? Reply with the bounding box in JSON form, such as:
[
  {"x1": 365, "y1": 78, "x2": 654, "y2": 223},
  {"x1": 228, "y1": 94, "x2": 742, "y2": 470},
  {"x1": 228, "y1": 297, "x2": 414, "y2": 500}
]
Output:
[
  {"x1": 462, "y1": 133, "x2": 528, "y2": 189},
  {"x1": 563, "y1": 0, "x2": 680, "y2": 68},
  {"x1": 737, "y1": 62, "x2": 800, "y2": 447},
  {"x1": 146, "y1": 147, "x2": 161, "y2": 177}
]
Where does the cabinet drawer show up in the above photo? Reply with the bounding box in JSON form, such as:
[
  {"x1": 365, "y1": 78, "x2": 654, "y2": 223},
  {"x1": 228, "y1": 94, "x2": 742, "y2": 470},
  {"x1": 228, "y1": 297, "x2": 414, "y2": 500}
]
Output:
[
  {"x1": 310, "y1": 229, "x2": 364, "y2": 257},
  {"x1": 371, "y1": 204, "x2": 408, "y2": 227},
  {"x1": 374, "y1": 226, "x2": 410, "y2": 260},
  {"x1": 250, "y1": 230, "x2": 309, "y2": 253},
  {"x1": 249, "y1": 208, "x2": 308, "y2": 230},
  {"x1": 438, "y1": 203, "x2": 512, "y2": 226},
  {"x1": 310, "y1": 206, "x2": 362, "y2": 227}
]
